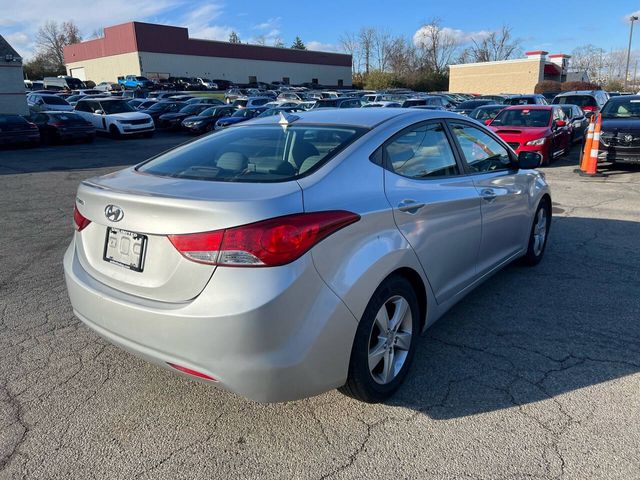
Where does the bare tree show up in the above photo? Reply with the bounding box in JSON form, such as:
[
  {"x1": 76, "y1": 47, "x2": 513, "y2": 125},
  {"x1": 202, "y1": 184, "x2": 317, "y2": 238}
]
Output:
[
  {"x1": 35, "y1": 20, "x2": 82, "y2": 73},
  {"x1": 468, "y1": 26, "x2": 521, "y2": 62},
  {"x1": 339, "y1": 31, "x2": 362, "y2": 73},
  {"x1": 253, "y1": 35, "x2": 267, "y2": 46},
  {"x1": 272, "y1": 36, "x2": 285, "y2": 48},
  {"x1": 359, "y1": 27, "x2": 376, "y2": 74},
  {"x1": 372, "y1": 29, "x2": 392, "y2": 72},
  {"x1": 413, "y1": 19, "x2": 459, "y2": 74}
]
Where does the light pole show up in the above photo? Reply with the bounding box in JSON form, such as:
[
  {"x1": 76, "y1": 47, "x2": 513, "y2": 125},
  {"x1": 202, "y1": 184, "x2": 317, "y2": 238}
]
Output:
[{"x1": 624, "y1": 15, "x2": 638, "y2": 91}]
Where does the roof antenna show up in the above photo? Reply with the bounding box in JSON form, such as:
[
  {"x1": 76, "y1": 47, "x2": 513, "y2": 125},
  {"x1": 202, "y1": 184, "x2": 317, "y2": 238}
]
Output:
[{"x1": 279, "y1": 111, "x2": 300, "y2": 129}]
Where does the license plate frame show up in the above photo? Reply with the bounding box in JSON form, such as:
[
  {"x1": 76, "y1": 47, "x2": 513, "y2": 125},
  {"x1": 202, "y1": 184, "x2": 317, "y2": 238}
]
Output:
[{"x1": 103, "y1": 227, "x2": 148, "y2": 272}]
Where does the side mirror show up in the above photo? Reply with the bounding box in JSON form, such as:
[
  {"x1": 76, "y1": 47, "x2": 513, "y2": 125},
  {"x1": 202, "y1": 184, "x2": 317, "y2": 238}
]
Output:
[
  {"x1": 518, "y1": 151, "x2": 543, "y2": 169},
  {"x1": 484, "y1": 119, "x2": 492, "y2": 126},
  {"x1": 94, "y1": 109, "x2": 104, "y2": 115}
]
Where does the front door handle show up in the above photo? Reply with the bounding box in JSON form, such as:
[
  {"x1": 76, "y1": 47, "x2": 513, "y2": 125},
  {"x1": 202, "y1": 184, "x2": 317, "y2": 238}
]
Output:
[
  {"x1": 397, "y1": 200, "x2": 425, "y2": 213},
  {"x1": 480, "y1": 189, "x2": 497, "y2": 201}
]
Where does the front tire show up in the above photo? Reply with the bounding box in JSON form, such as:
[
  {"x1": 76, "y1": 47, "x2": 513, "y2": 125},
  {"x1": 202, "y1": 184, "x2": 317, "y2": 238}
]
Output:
[
  {"x1": 109, "y1": 125, "x2": 121, "y2": 139},
  {"x1": 521, "y1": 198, "x2": 551, "y2": 266},
  {"x1": 339, "y1": 275, "x2": 420, "y2": 403}
]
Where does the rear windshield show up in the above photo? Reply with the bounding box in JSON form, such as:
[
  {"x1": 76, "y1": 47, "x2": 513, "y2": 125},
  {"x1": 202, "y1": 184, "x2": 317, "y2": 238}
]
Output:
[
  {"x1": 504, "y1": 97, "x2": 535, "y2": 105},
  {"x1": 42, "y1": 96, "x2": 68, "y2": 105},
  {"x1": 100, "y1": 101, "x2": 134, "y2": 114},
  {"x1": 458, "y1": 100, "x2": 491, "y2": 109},
  {"x1": 233, "y1": 99, "x2": 248, "y2": 107},
  {"x1": 313, "y1": 99, "x2": 339, "y2": 108},
  {"x1": 491, "y1": 109, "x2": 551, "y2": 127},
  {"x1": 554, "y1": 95, "x2": 597, "y2": 107},
  {"x1": 48, "y1": 113, "x2": 84, "y2": 121},
  {"x1": 137, "y1": 125, "x2": 366, "y2": 182}
]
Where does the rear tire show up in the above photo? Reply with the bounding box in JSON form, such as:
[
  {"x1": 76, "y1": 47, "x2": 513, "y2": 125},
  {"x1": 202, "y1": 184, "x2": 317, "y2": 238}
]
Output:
[
  {"x1": 339, "y1": 275, "x2": 420, "y2": 403},
  {"x1": 521, "y1": 198, "x2": 551, "y2": 266}
]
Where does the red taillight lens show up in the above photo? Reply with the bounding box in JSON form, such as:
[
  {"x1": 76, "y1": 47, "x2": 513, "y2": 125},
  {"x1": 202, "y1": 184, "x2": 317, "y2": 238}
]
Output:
[
  {"x1": 73, "y1": 205, "x2": 91, "y2": 231},
  {"x1": 582, "y1": 106, "x2": 597, "y2": 112},
  {"x1": 168, "y1": 211, "x2": 360, "y2": 267},
  {"x1": 167, "y1": 363, "x2": 217, "y2": 381}
]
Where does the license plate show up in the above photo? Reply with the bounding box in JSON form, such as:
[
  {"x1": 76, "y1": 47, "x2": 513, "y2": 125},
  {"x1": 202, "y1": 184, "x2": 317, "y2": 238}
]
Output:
[{"x1": 103, "y1": 227, "x2": 147, "y2": 272}]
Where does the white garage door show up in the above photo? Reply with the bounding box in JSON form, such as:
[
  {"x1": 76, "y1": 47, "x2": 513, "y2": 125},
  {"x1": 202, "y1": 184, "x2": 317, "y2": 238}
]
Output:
[{"x1": 70, "y1": 67, "x2": 86, "y2": 81}]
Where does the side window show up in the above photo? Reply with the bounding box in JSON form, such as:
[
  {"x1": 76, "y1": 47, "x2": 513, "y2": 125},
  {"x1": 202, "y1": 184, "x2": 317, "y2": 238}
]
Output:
[
  {"x1": 384, "y1": 122, "x2": 459, "y2": 178},
  {"x1": 449, "y1": 122, "x2": 513, "y2": 173}
]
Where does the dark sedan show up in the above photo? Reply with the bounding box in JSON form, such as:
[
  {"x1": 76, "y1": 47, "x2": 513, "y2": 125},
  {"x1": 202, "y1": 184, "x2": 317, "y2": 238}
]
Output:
[
  {"x1": 599, "y1": 95, "x2": 640, "y2": 165},
  {"x1": 157, "y1": 103, "x2": 219, "y2": 129},
  {"x1": 215, "y1": 107, "x2": 267, "y2": 129},
  {"x1": 181, "y1": 105, "x2": 237, "y2": 134},
  {"x1": 0, "y1": 115, "x2": 40, "y2": 146},
  {"x1": 31, "y1": 111, "x2": 95, "y2": 143},
  {"x1": 138, "y1": 101, "x2": 186, "y2": 125},
  {"x1": 453, "y1": 99, "x2": 498, "y2": 115},
  {"x1": 469, "y1": 104, "x2": 506, "y2": 123},
  {"x1": 559, "y1": 104, "x2": 588, "y2": 144}
]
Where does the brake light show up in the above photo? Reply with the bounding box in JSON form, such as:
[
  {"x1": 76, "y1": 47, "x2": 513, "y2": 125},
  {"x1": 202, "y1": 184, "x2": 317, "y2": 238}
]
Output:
[
  {"x1": 168, "y1": 211, "x2": 360, "y2": 267},
  {"x1": 73, "y1": 205, "x2": 91, "y2": 231},
  {"x1": 582, "y1": 106, "x2": 597, "y2": 112}
]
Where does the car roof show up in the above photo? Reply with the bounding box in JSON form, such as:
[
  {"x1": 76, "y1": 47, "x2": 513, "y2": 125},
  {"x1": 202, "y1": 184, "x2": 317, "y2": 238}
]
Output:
[
  {"x1": 556, "y1": 90, "x2": 600, "y2": 96},
  {"x1": 247, "y1": 107, "x2": 462, "y2": 128},
  {"x1": 605, "y1": 94, "x2": 640, "y2": 101}
]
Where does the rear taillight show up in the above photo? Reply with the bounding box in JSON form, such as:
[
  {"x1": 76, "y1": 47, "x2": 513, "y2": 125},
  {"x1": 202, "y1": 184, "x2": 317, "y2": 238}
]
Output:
[
  {"x1": 582, "y1": 106, "x2": 597, "y2": 112},
  {"x1": 168, "y1": 211, "x2": 360, "y2": 267},
  {"x1": 73, "y1": 205, "x2": 91, "y2": 231}
]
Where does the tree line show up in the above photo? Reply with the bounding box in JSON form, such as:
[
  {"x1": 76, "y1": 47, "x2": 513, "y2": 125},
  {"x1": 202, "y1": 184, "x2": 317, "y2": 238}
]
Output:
[{"x1": 338, "y1": 20, "x2": 521, "y2": 91}]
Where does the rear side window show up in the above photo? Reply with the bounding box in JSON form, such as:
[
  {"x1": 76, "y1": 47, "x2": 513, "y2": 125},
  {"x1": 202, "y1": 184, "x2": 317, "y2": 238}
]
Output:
[
  {"x1": 449, "y1": 123, "x2": 512, "y2": 173},
  {"x1": 137, "y1": 125, "x2": 365, "y2": 182},
  {"x1": 42, "y1": 96, "x2": 68, "y2": 105},
  {"x1": 384, "y1": 123, "x2": 458, "y2": 178}
]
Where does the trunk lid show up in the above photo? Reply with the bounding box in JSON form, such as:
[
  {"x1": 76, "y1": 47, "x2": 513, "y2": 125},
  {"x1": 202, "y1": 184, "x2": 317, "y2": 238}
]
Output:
[{"x1": 74, "y1": 167, "x2": 303, "y2": 302}]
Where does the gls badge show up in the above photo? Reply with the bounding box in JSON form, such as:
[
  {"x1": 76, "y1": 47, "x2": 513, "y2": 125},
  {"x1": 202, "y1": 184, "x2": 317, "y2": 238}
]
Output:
[{"x1": 104, "y1": 205, "x2": 124, "y2": 222}]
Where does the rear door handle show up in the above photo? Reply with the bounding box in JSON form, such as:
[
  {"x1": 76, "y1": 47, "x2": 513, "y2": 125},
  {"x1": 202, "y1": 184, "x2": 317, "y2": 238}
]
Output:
[
  {"x1": 397, "y1": 200, "x2": 425, "y2": 213},
  {"x1": 480, "y1": 189, "x2": 497, "y2": 201}
]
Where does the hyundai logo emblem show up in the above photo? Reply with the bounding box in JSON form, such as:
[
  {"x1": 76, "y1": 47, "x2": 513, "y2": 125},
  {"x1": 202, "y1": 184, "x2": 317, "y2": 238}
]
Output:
[{"x1": 104, "y1": 204, "x2": 124, "y2": 222}]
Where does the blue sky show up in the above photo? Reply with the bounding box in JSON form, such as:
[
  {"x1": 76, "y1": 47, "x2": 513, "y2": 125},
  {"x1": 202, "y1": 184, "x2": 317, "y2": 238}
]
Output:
[{"x1": 1, "y1": 0, "x2": 640, "y2": 59}]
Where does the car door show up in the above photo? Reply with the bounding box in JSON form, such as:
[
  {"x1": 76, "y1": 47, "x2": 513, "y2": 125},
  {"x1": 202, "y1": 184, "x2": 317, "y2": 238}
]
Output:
[
  {"x1": 552, "y1": 107, "x2": 570, "y2": 152},
  {"x1": 382, "y1": 120, "x2": 482, "y2": 304},
  {"x1": 448, "y1": 120, "x2": 532, "y2": 275}
]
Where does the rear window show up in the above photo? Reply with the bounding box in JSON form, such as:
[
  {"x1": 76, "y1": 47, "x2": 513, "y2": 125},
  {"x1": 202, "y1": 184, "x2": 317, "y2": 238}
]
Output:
[
  {"x1": 233, "y1": 99, "x2": 248, "y2": 107},
  {"x1": 491, "y1": 109, "x2": 551, "y2": 127},
  {"x1": 137, "y1": 125, "x2": 365, "y2": 182},
  {"x1": 554, "y1": 95, "x2": 597, "y2": 107},
  {"x1": 505, "y1": 97, "x2": 535, "y2": 105},
  {"x1": 42, "y1": 96, "x2": 69, "y2": 105},
  {"x1": 313, "y1": 99, "x2": 339, "y2": 108}
]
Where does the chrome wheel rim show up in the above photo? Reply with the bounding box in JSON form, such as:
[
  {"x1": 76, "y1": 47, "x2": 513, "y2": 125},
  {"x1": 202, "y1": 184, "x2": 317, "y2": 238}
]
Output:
[
  {"x1": 368, "y1": 295, "x2": 413, "y2": 385},
  {"x1": 533, "y1": 207, "x2": 548, "y2": 256}
]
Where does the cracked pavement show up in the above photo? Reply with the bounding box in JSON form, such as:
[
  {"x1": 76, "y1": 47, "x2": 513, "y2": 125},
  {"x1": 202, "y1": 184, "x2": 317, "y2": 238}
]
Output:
[{"x1": 1, "y1": 133, "x2": 639, "y2": 479}]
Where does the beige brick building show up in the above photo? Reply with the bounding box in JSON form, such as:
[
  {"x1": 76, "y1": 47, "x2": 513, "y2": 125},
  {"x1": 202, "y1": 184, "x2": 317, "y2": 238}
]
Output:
[{"x1": 449, "y1": 51, "x2": 570, "y2": 95}]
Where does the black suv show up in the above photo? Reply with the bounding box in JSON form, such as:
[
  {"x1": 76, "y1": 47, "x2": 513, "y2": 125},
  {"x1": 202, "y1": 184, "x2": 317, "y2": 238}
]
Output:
[{"x1": 599, "y1": 95, "x2": 640, "y2": 166}]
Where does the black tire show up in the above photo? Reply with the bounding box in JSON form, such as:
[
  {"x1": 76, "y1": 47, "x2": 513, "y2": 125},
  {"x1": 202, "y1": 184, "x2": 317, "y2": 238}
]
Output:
[
  {"x1": 109, "y1": 125, "x2": 121, "y2": 139},
  {"x1": 521, "y1": 198, "x2": 551, "y2": 266},
  {"x1": 339, "y1": 275, "x2": 420, "y2": 403}
]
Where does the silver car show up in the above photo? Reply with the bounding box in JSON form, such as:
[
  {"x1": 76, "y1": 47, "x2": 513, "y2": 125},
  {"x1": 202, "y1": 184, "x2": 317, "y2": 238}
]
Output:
[{"x1": 64, "y1": 109, "x2": 551, "y2": 403}]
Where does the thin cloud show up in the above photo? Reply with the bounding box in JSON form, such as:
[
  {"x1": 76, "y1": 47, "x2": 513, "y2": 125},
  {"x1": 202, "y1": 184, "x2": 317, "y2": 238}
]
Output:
[{"x1": 306, "y1": 40, "x2": 338, "y2": 53}]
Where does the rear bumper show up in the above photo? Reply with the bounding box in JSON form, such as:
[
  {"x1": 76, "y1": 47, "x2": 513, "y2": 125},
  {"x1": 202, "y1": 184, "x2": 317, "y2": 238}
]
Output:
[{"x1": 63, "y1": 241, "x2": 358, "y2": 402}]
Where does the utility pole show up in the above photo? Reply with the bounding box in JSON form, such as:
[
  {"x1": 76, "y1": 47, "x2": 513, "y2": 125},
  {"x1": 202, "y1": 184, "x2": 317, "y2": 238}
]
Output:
[
  {"x1": 624, "y1": 15, "x2": 638, "y2": 91},
  {"x1": 634, "y1": 59, "x2": 638, "y2": 91}
]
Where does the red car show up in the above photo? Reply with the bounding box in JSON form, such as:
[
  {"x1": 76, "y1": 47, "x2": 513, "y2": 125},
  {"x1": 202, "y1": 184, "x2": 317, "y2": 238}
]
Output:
[{"x1": 486, "y1": 105, "x2": 571, "y2": 164}]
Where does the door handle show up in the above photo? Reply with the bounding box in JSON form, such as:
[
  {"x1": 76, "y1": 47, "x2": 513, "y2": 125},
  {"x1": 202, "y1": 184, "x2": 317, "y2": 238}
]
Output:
[
  {"x1": 397, "y1": 200, "x2": 425, "y2": 213},
  {"x1": 480, "y1": 189, "x2": 497, "y2": 201}
]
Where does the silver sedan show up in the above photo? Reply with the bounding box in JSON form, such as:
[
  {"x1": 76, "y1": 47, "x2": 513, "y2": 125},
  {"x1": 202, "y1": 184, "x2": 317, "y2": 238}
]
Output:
[{"x1": 64, "y1": 109, "x2": 551, "y2": 403}]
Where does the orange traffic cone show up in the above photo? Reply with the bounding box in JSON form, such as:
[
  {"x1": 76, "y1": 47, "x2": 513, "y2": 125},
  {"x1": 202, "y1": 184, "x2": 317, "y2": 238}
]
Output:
[
  {"x1": 579, "y1": 113, "x2": 606, "y2": 177},
  {"x1": 576, "y1": 115, "x2": 595, "y2": 173}
]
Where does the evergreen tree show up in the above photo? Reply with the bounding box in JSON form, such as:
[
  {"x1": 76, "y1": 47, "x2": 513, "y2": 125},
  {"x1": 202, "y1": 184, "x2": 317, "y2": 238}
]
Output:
[{"x1": 291, "y1": 36, "x2": 306, "y2": 50}]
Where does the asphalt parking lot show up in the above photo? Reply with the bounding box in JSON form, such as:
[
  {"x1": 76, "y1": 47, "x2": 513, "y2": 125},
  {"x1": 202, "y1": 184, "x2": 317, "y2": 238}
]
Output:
[{"x1": 1, "y1": 133, "x2": 639, "y2": 480}]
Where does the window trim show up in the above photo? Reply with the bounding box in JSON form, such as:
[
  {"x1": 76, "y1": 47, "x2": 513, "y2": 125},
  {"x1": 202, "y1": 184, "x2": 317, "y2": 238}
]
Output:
[
  {"x1": 375, "y1": 119, "x2": 465, "y2": 181},
  {"x1": 444, "y1": 119, "x2": 518, "y2": 176}
]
